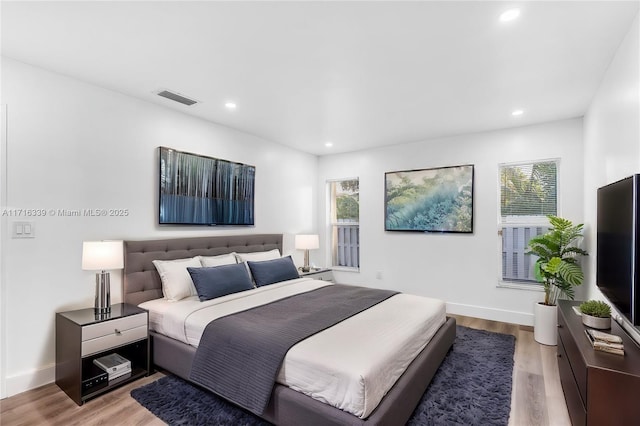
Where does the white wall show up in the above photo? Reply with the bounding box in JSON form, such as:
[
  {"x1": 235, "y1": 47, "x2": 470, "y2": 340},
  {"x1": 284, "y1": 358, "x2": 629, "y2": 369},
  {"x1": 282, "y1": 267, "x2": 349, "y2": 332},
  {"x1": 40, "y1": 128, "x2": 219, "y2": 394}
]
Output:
[
  {"x1": 0, "y1": 58, "x2": 318, "y2": 396},
  {"x1": 1, "y1": 105, "x2": 8, "y2": 399},
  {"x1": 318, "y1": 118, "x2": 584, "y2": 325},
  {"x1": 583, "y1": 12, "x2": 640, "y2": 301}
]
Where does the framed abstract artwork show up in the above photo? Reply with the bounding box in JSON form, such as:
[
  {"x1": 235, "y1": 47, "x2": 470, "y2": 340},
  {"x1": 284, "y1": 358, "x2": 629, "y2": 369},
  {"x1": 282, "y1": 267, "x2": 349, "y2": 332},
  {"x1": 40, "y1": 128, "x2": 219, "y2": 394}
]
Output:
[
  {"x1": 385, "y1": 164, "x2": 474, "y2": 233},
  {"x1": 159, "y1": 147, "x2": 255, "y2": 226}
]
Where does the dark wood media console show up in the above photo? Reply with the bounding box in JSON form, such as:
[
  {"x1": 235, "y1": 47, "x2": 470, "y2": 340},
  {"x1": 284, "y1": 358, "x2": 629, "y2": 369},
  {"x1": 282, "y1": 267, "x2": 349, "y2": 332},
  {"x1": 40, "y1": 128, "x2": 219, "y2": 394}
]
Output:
[{"x1": 557, "y1": 300, "x2": 640, "y2": 425}]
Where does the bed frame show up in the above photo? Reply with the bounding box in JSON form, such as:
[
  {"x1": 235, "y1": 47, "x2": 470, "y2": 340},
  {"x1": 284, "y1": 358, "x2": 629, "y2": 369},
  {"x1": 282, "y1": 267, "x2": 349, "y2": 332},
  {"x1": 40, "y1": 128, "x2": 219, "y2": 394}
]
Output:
[{"x1": 123, "y1": 234, "x2": 456, "y2": 426}]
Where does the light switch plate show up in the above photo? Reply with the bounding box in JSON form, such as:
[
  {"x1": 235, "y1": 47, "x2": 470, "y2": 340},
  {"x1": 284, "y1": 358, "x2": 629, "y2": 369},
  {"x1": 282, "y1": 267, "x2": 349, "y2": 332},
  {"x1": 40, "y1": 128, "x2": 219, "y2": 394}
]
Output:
[{"x1": 12, "y1": 221, "x2": 35, "y2": 238}]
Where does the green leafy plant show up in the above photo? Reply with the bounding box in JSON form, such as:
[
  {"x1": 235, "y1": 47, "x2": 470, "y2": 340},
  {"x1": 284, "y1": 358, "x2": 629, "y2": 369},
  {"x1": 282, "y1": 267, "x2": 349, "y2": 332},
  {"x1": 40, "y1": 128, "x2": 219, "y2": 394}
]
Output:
[
  {"x1": 579, "y1": 300, "x2": 611, "y2": 318},
  {"x1": 526, "y1": 215, "x2": 588, "y2": 306}
]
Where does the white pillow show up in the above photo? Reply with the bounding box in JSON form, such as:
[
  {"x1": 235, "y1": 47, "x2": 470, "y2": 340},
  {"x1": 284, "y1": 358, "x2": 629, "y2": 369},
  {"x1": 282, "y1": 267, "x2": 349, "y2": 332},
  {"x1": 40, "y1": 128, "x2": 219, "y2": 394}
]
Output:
[
  {"x1": 235, "y1": 249, "x2": 282, "y2": 282},
  {"x1": 235, "y1": 249, "x2": 281, "y2": 263},
  {"x1": 152, "y1": 257, "x2": 202, "y2": 302},
  {"x1": 200, "y1": 253, "x2": 238, "y2": 267}
]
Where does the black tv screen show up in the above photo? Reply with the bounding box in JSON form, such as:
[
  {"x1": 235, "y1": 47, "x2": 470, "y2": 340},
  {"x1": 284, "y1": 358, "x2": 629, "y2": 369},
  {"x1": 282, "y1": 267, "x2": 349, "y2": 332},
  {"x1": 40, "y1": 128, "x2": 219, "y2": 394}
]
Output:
[
  {"x1": 596, "y1": 174, "x2": 640, "y2": 326},
  {"x1": 159, "y1": 147, "x2": 255, "y2": 226}
]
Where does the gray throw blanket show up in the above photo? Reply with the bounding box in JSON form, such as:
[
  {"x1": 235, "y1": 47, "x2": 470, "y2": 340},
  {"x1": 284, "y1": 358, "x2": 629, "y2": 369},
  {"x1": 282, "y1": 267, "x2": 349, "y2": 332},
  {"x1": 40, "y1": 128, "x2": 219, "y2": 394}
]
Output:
[{"x1": 189, "y1": 284, "x2": 398, "y2": 415}]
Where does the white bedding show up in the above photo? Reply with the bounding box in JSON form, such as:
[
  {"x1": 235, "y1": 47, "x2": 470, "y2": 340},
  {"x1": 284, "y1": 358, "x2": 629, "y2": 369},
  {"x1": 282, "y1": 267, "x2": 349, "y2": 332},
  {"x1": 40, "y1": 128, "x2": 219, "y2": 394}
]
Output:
[{"x1": 140, "y1": 278, "x2": 446, "y2": 418}]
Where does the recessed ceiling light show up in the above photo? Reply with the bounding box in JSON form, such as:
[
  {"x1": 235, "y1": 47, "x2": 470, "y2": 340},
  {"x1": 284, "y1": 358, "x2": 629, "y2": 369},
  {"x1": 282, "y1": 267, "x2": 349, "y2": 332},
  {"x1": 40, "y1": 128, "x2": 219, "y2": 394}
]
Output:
[
  {"x1": 512, "y1": 109, "x2": 524, "y2": 116},
  {"x1": 325, "y1": 142, "x2": 333, "y2": 148},
  {"x1": 499, "y1": 9, "x2": 520, "y2": 22},
  {"x1": 225, "y1": 102, "x2": 237, "y2": 109}
]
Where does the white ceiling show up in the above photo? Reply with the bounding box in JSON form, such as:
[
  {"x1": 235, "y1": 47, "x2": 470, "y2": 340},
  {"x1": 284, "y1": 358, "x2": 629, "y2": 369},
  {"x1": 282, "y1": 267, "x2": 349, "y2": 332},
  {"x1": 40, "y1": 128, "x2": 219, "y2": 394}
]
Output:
[{"x1": 1, "y1": 1, "x2": 638, "y2": 156}]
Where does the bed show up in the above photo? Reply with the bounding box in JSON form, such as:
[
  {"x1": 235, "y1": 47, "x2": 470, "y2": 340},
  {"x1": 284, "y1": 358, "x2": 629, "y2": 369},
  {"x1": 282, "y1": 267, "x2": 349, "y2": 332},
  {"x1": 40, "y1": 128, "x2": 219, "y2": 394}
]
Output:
[{"x1": 123, "y1": 234, "x2": 456, "y2": 426}]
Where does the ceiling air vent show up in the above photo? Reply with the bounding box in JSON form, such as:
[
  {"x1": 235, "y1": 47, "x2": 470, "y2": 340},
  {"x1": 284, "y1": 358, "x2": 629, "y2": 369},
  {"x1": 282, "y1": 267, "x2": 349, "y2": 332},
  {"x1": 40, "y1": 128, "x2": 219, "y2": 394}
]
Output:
[{"x1": 156, "y1": 90, "x2": 199, "y2": 106}]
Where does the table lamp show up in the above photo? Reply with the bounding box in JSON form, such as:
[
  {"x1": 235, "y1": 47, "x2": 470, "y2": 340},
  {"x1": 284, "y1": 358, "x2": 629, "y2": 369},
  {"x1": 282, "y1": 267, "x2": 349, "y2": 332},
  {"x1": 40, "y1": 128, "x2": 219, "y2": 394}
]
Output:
[
  {"x1": 82, "y1": 241, "x2": 124, "y2": 314},
  {"x1": 295, "y1": 234, "x2": 319, "y2": 273}
]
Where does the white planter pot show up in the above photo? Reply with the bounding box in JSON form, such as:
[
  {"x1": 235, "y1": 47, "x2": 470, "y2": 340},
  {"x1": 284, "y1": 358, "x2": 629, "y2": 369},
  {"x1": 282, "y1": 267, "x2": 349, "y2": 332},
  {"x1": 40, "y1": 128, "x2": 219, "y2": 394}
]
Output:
[
  {"x1": 582, "y1": 314, "x2": 611, "y2": 330},
  {"x1": 534, "y1": 302, "x2": 558, "y2": 346}
]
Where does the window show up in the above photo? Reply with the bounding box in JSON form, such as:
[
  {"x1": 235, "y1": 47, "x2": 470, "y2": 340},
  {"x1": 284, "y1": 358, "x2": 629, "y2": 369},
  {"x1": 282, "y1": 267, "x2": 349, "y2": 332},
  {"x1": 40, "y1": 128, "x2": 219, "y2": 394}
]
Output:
[
  {"x1": 499, "y1": 160, "x2": 558, "y2": 284},
  {"x1": 329, "y1": 179, "x2": 359, "y2": 269}
]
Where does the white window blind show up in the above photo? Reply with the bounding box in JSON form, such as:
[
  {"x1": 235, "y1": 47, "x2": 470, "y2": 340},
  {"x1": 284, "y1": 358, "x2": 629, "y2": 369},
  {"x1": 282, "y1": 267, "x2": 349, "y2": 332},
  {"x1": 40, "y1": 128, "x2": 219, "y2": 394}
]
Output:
[
  {"x1": 500, "y1": 160, "x2": 557, "y2": 221},
  {"x1": 499, "y1": 160, "x2": 558, "y2": 283},
  {"x1": 329, "y1": 179, "x2": 359, "y2": 269}
]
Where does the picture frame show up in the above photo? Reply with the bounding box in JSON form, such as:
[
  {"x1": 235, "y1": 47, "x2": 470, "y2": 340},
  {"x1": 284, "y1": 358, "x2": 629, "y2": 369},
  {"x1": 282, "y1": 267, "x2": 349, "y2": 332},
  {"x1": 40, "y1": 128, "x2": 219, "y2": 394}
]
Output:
[
  {"x1": 385, "y1": 164, "x2": 474, "y2": 233},
  {"x1": 159, "y1": 147, "x2": 255, "y2": 226}
]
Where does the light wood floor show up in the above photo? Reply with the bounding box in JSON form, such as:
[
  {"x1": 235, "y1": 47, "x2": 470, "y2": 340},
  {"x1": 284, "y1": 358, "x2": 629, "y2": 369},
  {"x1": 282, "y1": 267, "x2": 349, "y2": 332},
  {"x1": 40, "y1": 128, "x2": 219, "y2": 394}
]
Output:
[{"x1": 0, "y1": 315, "x2": 571, "y2": 426}]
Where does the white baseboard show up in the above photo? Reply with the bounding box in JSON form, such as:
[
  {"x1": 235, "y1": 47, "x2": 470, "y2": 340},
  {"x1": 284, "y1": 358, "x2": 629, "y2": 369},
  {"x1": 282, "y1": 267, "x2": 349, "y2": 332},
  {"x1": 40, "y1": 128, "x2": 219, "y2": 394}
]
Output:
[
  {"x1": 446, "y1": 302, "x2": 534, "y2": 326},
  {"x1": 4, "y1": 363, "x2": 54, "y2": 398}
]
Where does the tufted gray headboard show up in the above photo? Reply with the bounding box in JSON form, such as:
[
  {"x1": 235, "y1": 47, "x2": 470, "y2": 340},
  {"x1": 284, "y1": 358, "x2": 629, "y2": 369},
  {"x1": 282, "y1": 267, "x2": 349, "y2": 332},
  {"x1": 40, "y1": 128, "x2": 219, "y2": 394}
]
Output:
[{"x1": 123, "y1": 234, "x2": 283, "y2": 306}]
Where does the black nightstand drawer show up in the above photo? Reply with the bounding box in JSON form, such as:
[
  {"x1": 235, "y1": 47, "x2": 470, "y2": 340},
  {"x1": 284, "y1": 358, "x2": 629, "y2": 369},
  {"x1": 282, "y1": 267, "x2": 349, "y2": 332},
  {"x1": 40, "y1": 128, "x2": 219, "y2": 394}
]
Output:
[{"x1": 82, "y1": 324, "x2": 147, "y2": 356}]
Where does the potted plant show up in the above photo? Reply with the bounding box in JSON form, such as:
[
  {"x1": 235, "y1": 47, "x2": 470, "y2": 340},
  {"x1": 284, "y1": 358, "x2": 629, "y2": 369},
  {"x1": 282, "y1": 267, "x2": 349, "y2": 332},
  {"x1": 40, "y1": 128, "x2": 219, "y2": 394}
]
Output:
[
  {"x1": 579, "y1": 300, "x2": 611, "y2": 329},
  {"x1": 526, "y1": 215, "x2": 588, "y2": 345}
]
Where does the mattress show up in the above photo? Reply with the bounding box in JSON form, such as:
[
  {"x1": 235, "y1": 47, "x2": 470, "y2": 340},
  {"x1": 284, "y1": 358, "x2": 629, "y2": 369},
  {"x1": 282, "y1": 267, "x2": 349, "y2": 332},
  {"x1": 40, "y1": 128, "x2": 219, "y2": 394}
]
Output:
[{"x1": 140, "y1": 278, "x2": 446, "y2": 418}]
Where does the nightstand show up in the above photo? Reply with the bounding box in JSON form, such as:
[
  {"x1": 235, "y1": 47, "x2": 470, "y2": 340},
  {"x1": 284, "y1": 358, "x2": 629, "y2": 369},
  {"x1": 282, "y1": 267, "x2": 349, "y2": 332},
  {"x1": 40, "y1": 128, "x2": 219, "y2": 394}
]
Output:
[
  {"x1": 300, "y1": 268, "x2": 334, "y2": 282},
  {"x1": 55, "y1": 303, "x2": 150, "y2": 405}
]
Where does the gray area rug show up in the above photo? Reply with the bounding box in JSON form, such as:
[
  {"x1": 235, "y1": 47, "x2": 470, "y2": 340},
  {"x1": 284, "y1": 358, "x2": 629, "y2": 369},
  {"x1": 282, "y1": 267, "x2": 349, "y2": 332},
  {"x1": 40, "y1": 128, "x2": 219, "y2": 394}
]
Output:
[{"x1": 131, "y1": 325, "x2": 515, "y2": 425}]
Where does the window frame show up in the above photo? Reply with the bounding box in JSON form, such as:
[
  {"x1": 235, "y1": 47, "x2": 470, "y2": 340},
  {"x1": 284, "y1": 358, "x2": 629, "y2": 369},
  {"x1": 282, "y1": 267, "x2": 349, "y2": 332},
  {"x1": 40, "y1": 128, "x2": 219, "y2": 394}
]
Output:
[
  {"x1": 497, "y1": 158, "x2": 561, "y2": 289},
  {"x1": 327, "y1": 178, "x2": 360, "y2": 271}
]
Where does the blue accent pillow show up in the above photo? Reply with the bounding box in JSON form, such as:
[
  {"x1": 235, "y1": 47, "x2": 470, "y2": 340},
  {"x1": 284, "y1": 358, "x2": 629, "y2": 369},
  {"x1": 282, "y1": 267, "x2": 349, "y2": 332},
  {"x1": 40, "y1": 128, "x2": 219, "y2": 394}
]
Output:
[
  {"x1": 247, "y1": 256, "x2": 300, "y2": 287},
  {"x1": 187, "y1": 263, "x2": 253, "y2": 302}
]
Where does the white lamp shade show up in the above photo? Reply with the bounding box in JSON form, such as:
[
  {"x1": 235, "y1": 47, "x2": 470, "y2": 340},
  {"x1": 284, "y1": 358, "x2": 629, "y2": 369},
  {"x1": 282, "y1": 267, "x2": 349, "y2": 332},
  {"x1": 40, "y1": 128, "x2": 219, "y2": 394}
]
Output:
[
  {"x1": 82, "y1": 241, "x2": 124, "y2": 271},
  {"x1": 295, "y1": 234, "x2": 319, "y2": 250}
]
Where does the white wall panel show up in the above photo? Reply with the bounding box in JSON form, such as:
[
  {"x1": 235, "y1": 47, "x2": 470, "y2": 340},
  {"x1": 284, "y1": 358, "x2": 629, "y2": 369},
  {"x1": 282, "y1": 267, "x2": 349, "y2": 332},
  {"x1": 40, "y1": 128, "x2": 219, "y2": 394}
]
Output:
[
  {"x1": 583, "y1": 13, "x2": 640, "y2": 301},
  {"x1": 0, "y1": 58, "x2": 318, "y2": 396}
]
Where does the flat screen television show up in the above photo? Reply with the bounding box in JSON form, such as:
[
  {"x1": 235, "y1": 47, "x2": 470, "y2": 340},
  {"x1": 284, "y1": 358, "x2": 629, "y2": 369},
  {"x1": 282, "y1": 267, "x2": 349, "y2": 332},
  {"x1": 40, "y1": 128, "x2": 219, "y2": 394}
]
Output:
[
  {"x1": 159, "y1": 147, "x2": 255, "y2": 226},
  {"x1": 596, "y1": 174, "x2": 640, "y2": 328}
]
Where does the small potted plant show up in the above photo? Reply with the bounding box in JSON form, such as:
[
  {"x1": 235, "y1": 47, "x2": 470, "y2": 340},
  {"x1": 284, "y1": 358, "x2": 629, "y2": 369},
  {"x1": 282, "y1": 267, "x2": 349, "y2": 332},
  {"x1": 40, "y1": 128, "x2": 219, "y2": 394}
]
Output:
[{"x1": 579, "y1": 300, "x2": 611, "y2": 329}]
